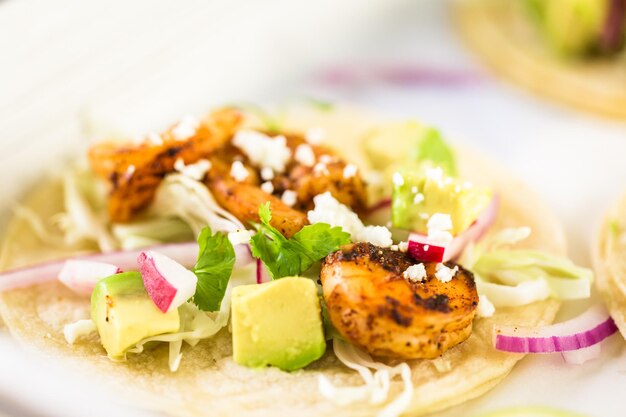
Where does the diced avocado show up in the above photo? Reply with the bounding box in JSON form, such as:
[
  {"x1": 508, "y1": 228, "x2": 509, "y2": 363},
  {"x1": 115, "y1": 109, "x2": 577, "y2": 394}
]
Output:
[
  {"x1": 363, "y1": 120, "x2": 428, "y2": 171},
  {"x1": 362, "y1": 122, "x2": 458, "y2": 204},
  {"x1": 231, "y1": 277, "x2": 326, "y2": 371},
  {"x1": 541, "y1": 0, "x2": 610, "y2": 56},
  {"x1": 90, "y1": 271, "x2": 180, "y2": 358},
  {"x1": 391, "y1": 169, "x2": 492, "y2": 235}
]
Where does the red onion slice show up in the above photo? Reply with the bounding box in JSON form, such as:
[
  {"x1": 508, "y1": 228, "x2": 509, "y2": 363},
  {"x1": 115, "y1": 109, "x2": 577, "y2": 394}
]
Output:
[
  {"x1": 235, "y1": 244, "x2": 255, "y2": 268},
  {"x1": 407, "y1": 195, "x2": 498, "y2": 263},
  {"x1": 0, "y1": 242, "x2": 199, "y2": 293},
  {"x1": 561, "y1": 344, "x2": 602, "y2": 365},
  {"x1": 493, "y1": 304, "x2": 618, "y2": 354},
  {"x1": 58, "y1": 260, "x2": 122, "y2": 296},
  {"x1": 256, "y1": 258, "x2": 270, "y2": 284}
]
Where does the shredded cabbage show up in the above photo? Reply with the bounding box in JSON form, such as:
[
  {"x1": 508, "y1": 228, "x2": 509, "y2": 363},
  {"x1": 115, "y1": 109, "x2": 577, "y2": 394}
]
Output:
[
  {"x1": 111, "y1": 217, "x2": 194, "y2": 250},
  {"x1": 465, "y1": 228, "x2": 592, "y2": 309},
  {"x1": 150, "y1": 174, "x2": 244, "y2": 236},
  {"x1": 318, "y1": 338, "x2": 413, "y2": 417},
  {"x1": 11, "y1": 205, "x2": 67, "y2": 247},
  {"x1": 58, "y1": 170, "x2": 117, "y2": 252},
  {"x1": 127, "y1": 287, "x2": 232, "y2": 372}
]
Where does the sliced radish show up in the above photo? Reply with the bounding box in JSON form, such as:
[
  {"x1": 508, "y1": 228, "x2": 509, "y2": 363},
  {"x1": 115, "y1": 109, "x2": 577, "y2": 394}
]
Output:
[
  {"x1": 58, "y1": 260, "x2": 122, "y2": 296},
  {"x1": 493, "y1": 304, "x2": 618, "y2": 356},
  {"x1": 407, "y1": 195, "x2": 498, "y2": 263},
  {"x1": 138, "y1": 250, "x2": 198, "y2": 313}
]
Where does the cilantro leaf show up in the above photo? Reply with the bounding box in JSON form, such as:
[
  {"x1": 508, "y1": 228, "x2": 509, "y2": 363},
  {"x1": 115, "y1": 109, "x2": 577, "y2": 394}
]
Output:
[
  {"x1": 413, "y1": 128, "x2": 457, "y2": 177},
  {"x1": 193, "y1": 226, "x2": 236, "y2": 311},
  {"x1": 250, "y1": 203, "x2": 351, "y2": 279}
]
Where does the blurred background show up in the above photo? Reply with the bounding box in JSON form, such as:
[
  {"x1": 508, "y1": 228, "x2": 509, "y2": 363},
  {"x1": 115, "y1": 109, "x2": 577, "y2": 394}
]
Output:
[{"x1": 0, "y1": 0, "x2": 625, "y2": 416}]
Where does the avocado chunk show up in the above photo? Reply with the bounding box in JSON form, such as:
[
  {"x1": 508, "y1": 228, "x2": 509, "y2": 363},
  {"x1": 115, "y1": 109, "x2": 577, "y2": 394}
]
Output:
[
  {"x1": 392, "y1": 168, "x2": 492, "y2": 235},
  {"x1": 231, "y1": 277, "x2": 326, "y2": 371},
  {"x1": 91, "y1": 271, "x2": 180, "y2": 358}
]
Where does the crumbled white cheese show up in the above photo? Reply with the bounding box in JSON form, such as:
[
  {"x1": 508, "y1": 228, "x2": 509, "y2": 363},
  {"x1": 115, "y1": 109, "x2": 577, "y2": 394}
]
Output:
[
  {"x1": 261, "y1": 181, "x2": 274, "y2": 194},
  {"x1": 435, "y1": 263, "x2": 458, "y2": 283},
  {"x1": 427, "y1": 213, "x2": 453, "y2": 245},
  {"x1": 413, "y1": 193, "x2": 424, "y2": 204},
  {"x1": 171, "y1": 115, "x2": 199, "y2": 141},
  {"x1": 64, "y1": 319, "x2": 96, "y2": 345},
  {"x1": 174, "y1": 158, "x2": 211, "y2": 181},
  {"x1": 306, "y1": 127, "x2": 326, "y2": 144},
  {"x1": 411, "y1": 186, "x2": 418, "y2": 194},
  {"x1": 230, "y1": 160, "x2": 249, "y2": 182},
  {"x1": 232, "y1": 130, "x2": 292, "y2": 173},
  {"x1": 390, "y1": 245, "x2": 399, "y2": 251},
  {"x1": 424, "y1": 245, "x2": 430, "y2": 251},
  {"x1": 392, "y1": 172, "x2": 404, "y2": 187},
  {"x1": 425, "y1": 167, "x2": 444, "y2": 186},
  {"x1": 308, "y1": 192, "x2": 392, "y2": 247},
  {"x1": 427, "y1": 213, "x2": 453, "y2": 231},
  {"x1": 147, "y1": 131, "x2": 163, "y2": 145},
  {"x1": 295, "y1": 144, "x2": 316, "y2": 167},
  {"x1": 313, "y1": 162, "x2": 330, "y2": 176},
  {"x1": 320, "y1": 154, "x2": 334, "y2": 164},
  {"x1": 281, "y1": 190, "x2": 298, "y2": 207},
  {"x1": 403, "y1": 264, "x2": 427, "y2": 283},
  {"x1": 398, "y1": 241, "x2": 409, "y2": 252},
  {"x1": 260, "y1": 166, "x2": 274, "y2": 181},
  {"x1": 228, "y1": 229, "x2": 252, "y2": 246},
  {"x1": 343, "y1": 164, "x2": 358, "y2": 179},
  {"x1": 476, "y1": 294, "x2": 495, "y2": 318},
  {"x1": 454, "y1": 185, "x2": 461, "y2": 193},
  {"x1": 356, "y1": 226, "x2": 393, "y2": 248},
  {"x1": 125, "y1": 164, "x2": 136, "y2": 179},
  {"x1": 419, "y1": 213, "x2": 430, "y2": 220}
]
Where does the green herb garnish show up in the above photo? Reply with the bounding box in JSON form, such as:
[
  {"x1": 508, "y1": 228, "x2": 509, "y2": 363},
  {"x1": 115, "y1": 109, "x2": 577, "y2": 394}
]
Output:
[
  {"x1": 193, "y1": 226, "x2": 236, "y2": 311},
  {"x1": 250, "y1": 203, "x2": 350, "y2": 279}
]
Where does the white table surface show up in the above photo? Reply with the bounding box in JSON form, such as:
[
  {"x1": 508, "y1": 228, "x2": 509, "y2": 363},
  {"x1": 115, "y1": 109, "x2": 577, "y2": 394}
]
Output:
[{"x1": 1, "y1": 1, "x2": 625, "y2": 416}]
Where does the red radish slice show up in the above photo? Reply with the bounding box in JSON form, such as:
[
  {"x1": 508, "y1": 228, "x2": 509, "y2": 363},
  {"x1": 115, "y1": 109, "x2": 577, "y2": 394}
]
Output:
[
  {"x1": 58, "y1": 260, "x2": 122, "y2": 295},
  {"x1": 407, "y1": 239, "x2": 446, "y2": 263},
  {"x1": 407, "y1": 195, "x2": 498, "y2": 263},
  {"x1": 138, "y1": 250, "x2": 198, "y2": 313},
  {"x1": 493, "y1": 304, "x2": 618, "y2": 355}
]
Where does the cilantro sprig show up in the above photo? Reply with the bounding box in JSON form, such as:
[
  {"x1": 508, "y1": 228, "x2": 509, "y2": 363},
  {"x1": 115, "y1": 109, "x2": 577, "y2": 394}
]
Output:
[
  {"x1": 250, "y1": 203, "x2": 351, "y2": 279},
  {"x1": 193, "y1": 226, "x2": 236, "y2": 312}
]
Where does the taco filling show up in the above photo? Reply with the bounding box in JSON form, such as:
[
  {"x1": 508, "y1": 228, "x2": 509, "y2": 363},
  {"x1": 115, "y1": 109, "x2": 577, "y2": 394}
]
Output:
[{"x1": 0, "y1": 106, "x2": 605, "y2": 417}]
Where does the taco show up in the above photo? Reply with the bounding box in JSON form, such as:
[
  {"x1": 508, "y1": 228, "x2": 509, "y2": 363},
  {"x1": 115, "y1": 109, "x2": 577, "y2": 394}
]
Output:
[
  {"x1": 0, "y1": 105, "x2": 595, "y2": 416},
  {"x1": 453, "y1": 0, "x2": 626, "y2": 119},
  {"x1": 593, "y1": 192, "x2": 626, "y2": 339}
]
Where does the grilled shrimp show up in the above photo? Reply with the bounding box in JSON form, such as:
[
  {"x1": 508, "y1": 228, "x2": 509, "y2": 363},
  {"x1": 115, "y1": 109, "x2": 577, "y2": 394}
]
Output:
[
  {"x1": 206, "y1": 176, "x2": 308, "y2": 238},
  {"x1": 88, "y1": 108, "x2": 242, "y2": 222},
  {"x1": 321, "y1": 242, "x2": 478, "y2": 359},
  {"x1": 275, "y1": 133, "x2": 367, "y2": 212}
]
